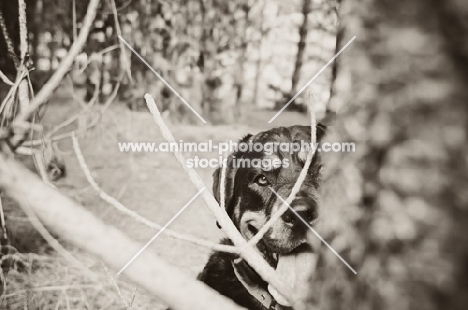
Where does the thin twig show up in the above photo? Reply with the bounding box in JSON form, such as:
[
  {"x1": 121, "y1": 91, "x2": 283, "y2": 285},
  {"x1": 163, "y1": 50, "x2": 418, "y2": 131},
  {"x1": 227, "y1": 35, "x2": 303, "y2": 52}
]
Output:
[
  {"x1": 72, "y1": 0, "x2": 77, "y2": 44},
  {"x1": 0, "y1": 195, "x2": 7, "y2": 240},
  {"x1": 145, "y1": 93, "x2": 298, "y2": 307},
  {"x1": 62, "y1": 291, "x2": 71, "y2": 310},
  {"x1": 77, "y1": 45, "x2": 119, "y2": 74},
  {"x1": 47, "y1": 81, "x2": 100, "y2": 140},
  {"x1": 10, "y1": 0, "x2": 101, "y2": 146},
  {"x1": 102, "y1": 263, "x2": 137, "y2": 309},
  {"x1": 71, "y1": 134, "x2": 239, "y2": 254},
  {"x1": 247, "y1": 91, "x2": 317, "y2": 247},
  {"x1": 0, "y1": 70, "x2": 27, "y2": 118},
  {"x1": 21, "y1": 114, "x2": 101, "y2": 148},
  {"x1": 20, "y1": 88, "x2": 103, "y2": 148},
  {"x1": 23, "y1": 290, "x2": 29, "y2": 310},
  {"x1": 220, "y1": 153, "x2": 228, "y2": 210},
  {"x1": 26, "y1": 75, "x2": 112, "y2": 148},
  {"x1": 0, "y1": 70, "x2": 13, "y2": 86},
  {"x1": 21, "y1": 202, "x2": 99, "y2": 282},
  {"x1": 101, "y1": 72, "x2": 124, "y2": 113},
  {"x1": 18, "y1": 0, "x2": 28, "y2": 61},
  {"x1": 107, "y1": 0, "x2": 132, "y2": 82},
  {"x1": 0, "y1": 153, "x2": 246, "y2": 310},
  {"x1": 33, "y1": 151, "x2": 51, "y2": 184}
]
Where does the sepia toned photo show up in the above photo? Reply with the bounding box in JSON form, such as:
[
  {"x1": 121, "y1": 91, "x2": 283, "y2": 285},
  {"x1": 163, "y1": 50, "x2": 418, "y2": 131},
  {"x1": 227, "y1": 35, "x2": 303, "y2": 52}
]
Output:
[{"x1": 0, "y1": 0, "x2": 467, "y2": 309}]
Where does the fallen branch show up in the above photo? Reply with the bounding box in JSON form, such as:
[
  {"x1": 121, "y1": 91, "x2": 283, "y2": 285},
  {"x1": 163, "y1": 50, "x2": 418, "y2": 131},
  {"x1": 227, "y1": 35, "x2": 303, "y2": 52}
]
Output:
[
  {"x1": 144, "y1": 94, "x2": 299, "y2": 308},
  {"x1": 71, "y1": 134, "x2": 238, "y2": 254},
  {"x1": 0, "y1": 151, "x2": 246, "y2": 310}
]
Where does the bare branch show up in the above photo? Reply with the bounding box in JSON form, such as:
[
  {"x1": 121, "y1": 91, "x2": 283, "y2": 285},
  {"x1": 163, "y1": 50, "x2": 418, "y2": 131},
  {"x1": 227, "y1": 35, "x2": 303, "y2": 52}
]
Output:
[
  {"x1": 77, "y1": 45, "x2": 119, "y2": 74},
  {"x1": 101, "y1": 72, "x2": 123, "y2": 112},
  {"x1": 0, "y1": 152, "x2": 247, "y2": 310},
  {"x1": 0, "y1": 195, "x2": 7, "y2": 240},
  {"x1": 50, "y1": 81, "x2": 100, "y2": 138},
  {"x1": 144, "y1": 93, "x2": 299, "y2": 308},
  {"x1": 21, "y1": 110, "x2": 101, "y2": 148},
  {"x1": 0, "y1": 70, "x2": 13, "y2": 86},
  {"x1": 102, "y1": 263, "x2": 137, "y2": 309},
  {"x1": 72, "y1": 134, "x2": 239, "y2": 254},
  {"x1": 72, "y1": 0, "x2": 77, "y2": 43},
  {"x1": 219, "y1": 153, "x2": 228, "y2": 210},
  {"x1": 107, "y1": 0, "x2": 132, "y2": 82},
  {"x1": 20, "y1": 85, "x2": 102, "y2": 148},
  {"x1": 10, "y1": 0, "x2": 101, "y2": 146},
  {"x1": 0, "y1": 70, "x2": 27, "y2": 118}
]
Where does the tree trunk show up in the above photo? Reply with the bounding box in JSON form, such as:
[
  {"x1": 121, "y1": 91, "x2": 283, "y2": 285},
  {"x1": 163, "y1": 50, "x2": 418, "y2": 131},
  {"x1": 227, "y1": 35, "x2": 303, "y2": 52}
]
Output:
[
  {"x1": 233, "y1": 0, "x2": 250, "y2": 118},
  {"x1": 198, "y1": 0, "x2": 211, "y2": 119},
  {"x1": 253, "y1": 1, "x2": 266, "y2": 107},
  {"x1": 289, "y1": 0, "x2": 310, "y2": 98},
  {"x1": 325, "y1": 2, "x2": 342, "y2": 124},
  {"x1": 308, "y1": 1, "x2": 468, "y2": 310}
]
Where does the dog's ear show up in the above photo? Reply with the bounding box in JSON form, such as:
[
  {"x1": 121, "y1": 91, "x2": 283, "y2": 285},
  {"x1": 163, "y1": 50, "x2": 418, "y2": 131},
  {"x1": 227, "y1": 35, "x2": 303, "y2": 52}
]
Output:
[
  {"x1": 295, "y1": 123, "x2": 327, "y2": 142},
  {"x1": 212, "y1": 155, "x2": 236, "y2": 213},
  {"x1": 212, "y1": 134, "x2": 252, "y2": 228}
]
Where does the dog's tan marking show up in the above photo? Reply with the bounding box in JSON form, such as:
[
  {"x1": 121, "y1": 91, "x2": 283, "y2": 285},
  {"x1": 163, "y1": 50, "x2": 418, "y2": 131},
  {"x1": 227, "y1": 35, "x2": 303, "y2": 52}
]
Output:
[
  {"x1": 298, "y1": 149, "x2": 308, "y2": 162},
  {"x1": 239, "y1": 210, "x2": 267, "y2": 240}
]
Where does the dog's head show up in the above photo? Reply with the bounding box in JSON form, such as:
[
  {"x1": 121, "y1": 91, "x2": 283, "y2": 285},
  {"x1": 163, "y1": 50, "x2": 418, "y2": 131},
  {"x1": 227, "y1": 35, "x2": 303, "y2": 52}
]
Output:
[{"x1": 213, "y1": 125, "x2": 326, "y2": 266}]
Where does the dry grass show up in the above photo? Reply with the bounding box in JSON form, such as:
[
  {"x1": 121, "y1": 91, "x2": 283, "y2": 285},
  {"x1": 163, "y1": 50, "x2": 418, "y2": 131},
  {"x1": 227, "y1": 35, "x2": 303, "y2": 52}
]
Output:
[
  {"x1": 0, "y1": 245, "x2": 162, "y2": 310},
  {"x1": 0, "y1": 94, "x2": 311, "y2": 310}
]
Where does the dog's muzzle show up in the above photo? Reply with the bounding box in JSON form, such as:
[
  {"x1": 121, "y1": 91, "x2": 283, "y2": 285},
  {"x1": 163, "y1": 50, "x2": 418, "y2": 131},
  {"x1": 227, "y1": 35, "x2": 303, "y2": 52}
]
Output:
[{"x1": 281, "y1": 197, "x2": 318, "y2": 227}]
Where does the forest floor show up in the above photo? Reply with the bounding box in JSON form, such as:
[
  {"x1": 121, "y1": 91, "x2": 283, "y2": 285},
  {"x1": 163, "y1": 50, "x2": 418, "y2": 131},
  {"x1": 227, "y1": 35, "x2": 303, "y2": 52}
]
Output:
[{"x1": 1, "y1": 92, "x2": 309, "y2": 309}]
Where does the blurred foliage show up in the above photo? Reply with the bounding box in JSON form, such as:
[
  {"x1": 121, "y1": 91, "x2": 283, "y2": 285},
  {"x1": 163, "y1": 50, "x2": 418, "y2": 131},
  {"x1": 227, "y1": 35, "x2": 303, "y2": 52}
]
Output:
[
  {"x1": 310, "y1": 0, "x2": 468, "y2": 309},
  {"x1": 0, "y1": 0, "x2": 338, "y2": 123}
]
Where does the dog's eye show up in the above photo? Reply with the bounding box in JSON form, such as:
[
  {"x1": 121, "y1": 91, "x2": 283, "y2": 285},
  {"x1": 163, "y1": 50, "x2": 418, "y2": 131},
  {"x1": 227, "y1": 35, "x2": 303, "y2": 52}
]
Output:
[{"x1": 255, "y1": 175, "x2": 269, "y2": 186}]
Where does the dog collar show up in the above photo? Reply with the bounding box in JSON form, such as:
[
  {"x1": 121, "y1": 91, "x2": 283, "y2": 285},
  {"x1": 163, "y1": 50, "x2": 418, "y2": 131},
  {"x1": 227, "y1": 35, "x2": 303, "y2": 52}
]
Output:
[{"x1": 232, "y1": 259, "x2": 278, "y2": 310}]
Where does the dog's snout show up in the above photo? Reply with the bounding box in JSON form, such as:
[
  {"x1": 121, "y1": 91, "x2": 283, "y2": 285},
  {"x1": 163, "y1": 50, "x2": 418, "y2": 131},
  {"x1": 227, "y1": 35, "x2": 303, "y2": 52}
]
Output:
[{"x1": 281, "y1": 197, "x2": 318, "y2": 226}]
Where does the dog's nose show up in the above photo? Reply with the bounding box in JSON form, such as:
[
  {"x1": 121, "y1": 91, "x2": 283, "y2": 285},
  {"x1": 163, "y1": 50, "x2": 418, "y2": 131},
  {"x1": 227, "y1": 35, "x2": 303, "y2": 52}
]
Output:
[{"x1": 281, "y1": 197, "x2": 318, "y2": 226}]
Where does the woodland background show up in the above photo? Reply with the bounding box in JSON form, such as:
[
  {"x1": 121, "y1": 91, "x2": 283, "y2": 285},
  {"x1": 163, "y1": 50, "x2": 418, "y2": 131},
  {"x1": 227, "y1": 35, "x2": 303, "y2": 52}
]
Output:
[{"x1": 0, "y1": 0, "x2": 467, "y2": 310}]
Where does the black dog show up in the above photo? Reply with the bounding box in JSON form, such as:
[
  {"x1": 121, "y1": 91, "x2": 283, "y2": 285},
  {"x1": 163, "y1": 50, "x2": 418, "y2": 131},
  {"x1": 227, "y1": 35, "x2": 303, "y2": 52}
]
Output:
[{"x1": 198, "y1": 125, "x2": 326, "y2": 310}]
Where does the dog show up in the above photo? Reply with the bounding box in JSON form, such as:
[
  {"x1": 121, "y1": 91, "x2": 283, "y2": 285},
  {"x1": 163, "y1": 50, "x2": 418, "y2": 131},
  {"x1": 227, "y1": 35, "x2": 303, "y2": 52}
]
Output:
[{"x1": 198, "y1": 124, "x2": 326, "y2": 310}]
